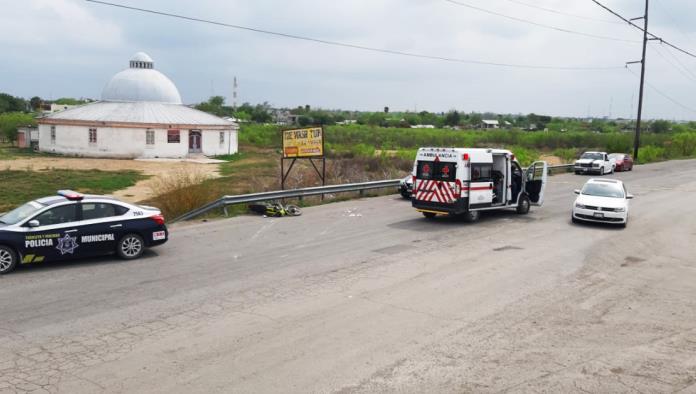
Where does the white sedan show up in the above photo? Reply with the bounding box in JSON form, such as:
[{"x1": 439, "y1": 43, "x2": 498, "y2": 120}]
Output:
[{"x1": 572, "y1": 178, "x2": 633, "y2": 227}]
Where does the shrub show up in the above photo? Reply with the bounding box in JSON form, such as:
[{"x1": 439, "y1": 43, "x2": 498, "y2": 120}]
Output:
[
  {"x1": 637, "y1": 145, "x2": 666, "y2": 163},
  {"x1": 148, "y1": 166, "x2": 217, "y2": 219}
]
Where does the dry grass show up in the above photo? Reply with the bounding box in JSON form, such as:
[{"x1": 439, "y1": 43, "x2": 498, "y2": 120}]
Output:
[{"x1": 147, "y1": 166, "x2": 218, "y2": 219}]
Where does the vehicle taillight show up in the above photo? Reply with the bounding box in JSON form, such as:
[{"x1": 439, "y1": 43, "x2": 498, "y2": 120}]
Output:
[
  {"x1": 150, "y1": 214, "x2": 165, "y2": 225},
  {"x1": 454, "y1": 179, "x2": 462, "y2": 197}
]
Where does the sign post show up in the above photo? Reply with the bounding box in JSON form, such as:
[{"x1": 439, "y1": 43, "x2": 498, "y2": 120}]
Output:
[{"x1": 281, "y1": 126, "x2": 326, "y2": 191}]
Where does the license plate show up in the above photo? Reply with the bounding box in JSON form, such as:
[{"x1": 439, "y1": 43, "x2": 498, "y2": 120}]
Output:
[
  {"x1": 583, "y1": 168, "x2": 588, "y2": 172},
  {"x1": 593, "y1": 212, "x2": 604, "y2": 218},
  {"x1": 153, "y1": 231, "x2": 166, "y2": 241}
]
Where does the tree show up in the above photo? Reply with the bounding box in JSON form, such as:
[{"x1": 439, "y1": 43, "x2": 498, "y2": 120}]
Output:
[
  {"x1": 650, "y1": 119, "x2": 671, "y2": 134},
  {"x1": 30, "y1": 96, "x2": 42, "y2": 111},
  {"x1": 0, "y1": 93, "x2": 27, "y2": 114},
  {"x1": 54, "y1": 97, "x2": 88, "y2": 105},
  {"x1": 0, "y1": 112, "x2": 36, "y2": 142},
  {"x1": 444, "y1": 110, "x2": 461, "y2": 127},
  {"x1": 298, "y1": 115, "x2": 312, "y2": 126}
]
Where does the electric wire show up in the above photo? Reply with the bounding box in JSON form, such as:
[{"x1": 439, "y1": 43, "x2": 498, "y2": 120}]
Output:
[
  {"x1": 589, "y1": 0, "x2": 696, "y2": 59},
  {"x1": 501, "y1": 0, "x2": 621, "y2": 25},
  {"x1": 626, "y1": 66, "x2": 696, "y2": 114},
  {"x1": 649, "y1": 43, "x2": 696, "y2": 84},
  {"x1": 443, "y1": 0, "x2": 639, "y2": 43},
  {"x1": 84, "y1": 0, "x2": 625, "y2": 71}
]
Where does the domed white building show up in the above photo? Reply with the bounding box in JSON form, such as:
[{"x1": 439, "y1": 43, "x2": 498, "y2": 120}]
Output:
[{"x1": 38, "y1": 52, "x2": 238, "y2": 158}]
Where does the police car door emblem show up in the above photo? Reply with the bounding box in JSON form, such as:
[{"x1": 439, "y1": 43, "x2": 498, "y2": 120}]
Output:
[{"x1": 56, "y1": 233, "x2": 79, "y2": 255}]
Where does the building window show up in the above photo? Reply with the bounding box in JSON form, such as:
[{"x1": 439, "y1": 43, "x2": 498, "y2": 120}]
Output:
[
  {"x1": 88, "y1": 128, "x2": 97, "y2": 144},
  {"x1": 219, "y1": 131, "x2": 225, "y2": 146},
  {"x1": 146, "y1": 129, "x2": 155, "y2": 145},
  {"x1": 167, "y1": 129, "x2": 180, "y2": 143},
  {"x1": 50, "y1": 126, "x2": 56, "y2": 144}
]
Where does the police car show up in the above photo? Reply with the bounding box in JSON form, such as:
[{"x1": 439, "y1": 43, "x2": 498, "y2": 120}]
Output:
[{"x1": 0, "y1": 190, "x2": 168, "y2": 274}]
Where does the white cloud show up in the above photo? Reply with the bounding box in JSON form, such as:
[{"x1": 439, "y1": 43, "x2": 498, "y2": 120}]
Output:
[{"x1": 1, "y1": 0, "x2": 695, "y2": 119}]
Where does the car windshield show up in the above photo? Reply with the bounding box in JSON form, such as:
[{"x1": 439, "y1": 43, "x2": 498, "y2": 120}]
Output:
[
  {"x1": 0, "y1": 201, "x2": 45, "y2": 225},
  {"x1": 582, "y1": 182, "x2": 625, "y2": 198},
  {"x1": 581, "y1": 152, "x2": 603, "y2": 160}
]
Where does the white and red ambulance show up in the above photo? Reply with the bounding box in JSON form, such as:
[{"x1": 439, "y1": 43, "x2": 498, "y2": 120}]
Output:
[{"x1": 411, "y1": 148, "x2": 548, "y2": 222}]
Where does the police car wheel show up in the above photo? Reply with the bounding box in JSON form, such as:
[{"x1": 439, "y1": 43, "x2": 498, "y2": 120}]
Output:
[
  {"x1": 117, "y1": 234, "x2": 145, "y2": 260},
  {"x1": 0, "y1": 245, "x2": 18, "y2": 275},
  {"x1": 516, "y1": 195, "x2": 531, "y2": 214}
]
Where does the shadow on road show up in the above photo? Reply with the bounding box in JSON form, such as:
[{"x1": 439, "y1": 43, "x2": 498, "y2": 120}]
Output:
[{"x1": 7, "y1": 250, "x2": 162, "y2": 276}]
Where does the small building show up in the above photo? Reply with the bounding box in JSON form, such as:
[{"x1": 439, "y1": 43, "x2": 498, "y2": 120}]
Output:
[
  {"x1": 16, "y1": 126, "x2": 39, "y2": 149},
  {"x1": 481, "y1": 119, "x2": 500, "y2": 129},
  {"x1": 37, "y1": 52, "x2": 238, "y2": 158}
]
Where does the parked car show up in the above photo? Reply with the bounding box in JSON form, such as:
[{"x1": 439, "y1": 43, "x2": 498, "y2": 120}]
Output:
[
  {"x1": 574, "y1": 151, "x2": 615, "y2": 175},
  {"x1": 572, "y1": 178, "x2": 633, "y2": 228},
  {"x1": 609, "y1": 153, "x2": 634, "y2": 172},
  {"x1": 399, "y1": 175, "x2": 413, "y2": 199},
  {"x1": 0, "y1": 190, "x2": 168, "y2": 274}
]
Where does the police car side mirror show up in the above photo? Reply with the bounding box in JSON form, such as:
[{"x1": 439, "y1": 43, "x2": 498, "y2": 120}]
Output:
[
  {"x1": 573, "y1": 189, "x2": 580, "y2": 194},
  {"x1": 27, "y1": 220, "x2": 40, "y2": 228},
  {"x1": 626, "y1": 194, "x2": 634, "y2": 199}
]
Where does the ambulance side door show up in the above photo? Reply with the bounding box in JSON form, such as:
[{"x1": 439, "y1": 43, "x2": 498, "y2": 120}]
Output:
[
  {"x1": 523, "y1": 161, "x2": 548, "y2": 206},
  {"x1": 469, "y1": 163, "x2": 494, "y2": 209}
]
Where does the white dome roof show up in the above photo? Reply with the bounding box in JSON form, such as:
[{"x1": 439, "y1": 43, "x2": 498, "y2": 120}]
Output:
[{"x1": 101, "y1": 52, "x2": 182, "y2": 104}]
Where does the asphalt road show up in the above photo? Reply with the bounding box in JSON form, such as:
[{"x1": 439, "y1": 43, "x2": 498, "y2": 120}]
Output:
[{"x1": 1, "y1": 160, "x2": 696, "y2": 393}]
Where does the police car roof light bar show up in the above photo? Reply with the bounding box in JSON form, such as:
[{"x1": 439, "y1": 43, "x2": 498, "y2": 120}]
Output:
[{"x1": 57, "y1": 190, "x2": 84, "y2": 201}]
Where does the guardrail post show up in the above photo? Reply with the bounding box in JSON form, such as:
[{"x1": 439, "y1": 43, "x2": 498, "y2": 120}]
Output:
[{"x1": 223, "y1": 206, "x2": 229, "y2": 217}]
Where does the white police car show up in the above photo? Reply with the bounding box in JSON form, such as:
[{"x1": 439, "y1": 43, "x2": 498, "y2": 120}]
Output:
[{"x1": 0, "y1": 190, "x2": 168, "y2": 274}]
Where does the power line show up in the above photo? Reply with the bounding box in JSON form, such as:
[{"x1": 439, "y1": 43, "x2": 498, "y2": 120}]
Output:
[
  {"x1": 84, "y1": 0, "x2": 625, "y2": 71},
  {"x1": 626, "y1": 66, "x2": 696, "y2": 114},
  {"x1": 501, "y1": 0, "x2": 621, "y2": 25},
  {"x1": 588, "y1": 0, "x2": 696, "y2": 59},
  {"x1": 654, "y1": 0, "x2": 696, "y2": 51},
  {"x1": 443, "y1": 0, "x2": 639, "y2": 43},
  {"x1": 649, "y1": 43, "x2": 696, "y2": 84}
]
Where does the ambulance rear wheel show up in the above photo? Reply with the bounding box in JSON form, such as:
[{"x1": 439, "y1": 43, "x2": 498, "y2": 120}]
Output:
[
  {"x1": 462, "y1": 210, "x2": 480, "y2": 223},
  {"x1": 0, "y1": 245, "x2": 18, "y2": 275},
  {"x1": 516, "y1": 195, "x2": 531, "y2": 214},
  {"x1": 422, "y1": 212, "x2": 436, "y2": 219}
]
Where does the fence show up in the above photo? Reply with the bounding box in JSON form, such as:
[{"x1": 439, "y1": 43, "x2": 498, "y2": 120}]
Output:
[{"x1": 172, "y1": 164, "x2": 574, "y2": 223}]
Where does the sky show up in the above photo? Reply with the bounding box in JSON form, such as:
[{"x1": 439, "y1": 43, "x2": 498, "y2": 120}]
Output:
[{"x1": 1, "y1": 0, "x2": 696, "y2": 120}]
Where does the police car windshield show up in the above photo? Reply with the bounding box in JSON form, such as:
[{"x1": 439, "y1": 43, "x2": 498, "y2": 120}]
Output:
[
  {"x1": 580, "y1": 152, "x2": 603, "y2": 160},
  {"x1": 581, "y1": 182, "x2": 625, "y2": 198},
  {"x1": 0, "y1": 201, "x2": 44, "y2": 225}
]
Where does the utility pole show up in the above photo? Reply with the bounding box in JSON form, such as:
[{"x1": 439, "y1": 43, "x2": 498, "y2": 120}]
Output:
[{"x1": 632, "y1": 0, "x2": 649, "y2": 162}]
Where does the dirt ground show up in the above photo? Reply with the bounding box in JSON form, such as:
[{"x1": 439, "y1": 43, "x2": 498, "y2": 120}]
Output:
[{"x1": 0, "y1": 157, "x2": 221, "y2": 202}]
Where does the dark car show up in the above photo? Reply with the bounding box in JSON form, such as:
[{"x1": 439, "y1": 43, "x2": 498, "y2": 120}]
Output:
[
  {"x1": 609, "y1": 153, "x2": 634, "y2": 172},
  {"x1": 399, "y1": 175, "x2": 413, "y2": 199},
  {"x1": 0, "y1": 190, "x2": 168, "y2": 274}
]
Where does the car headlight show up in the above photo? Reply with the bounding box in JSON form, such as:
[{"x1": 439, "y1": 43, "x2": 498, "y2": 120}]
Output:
[
  {"x1": 593, "y1": 162, "x2": 600, "y2": 167},
  {"x1": 614, "y1": 207, "x2": 626, "y2": 212},
  {"x1": 575, "y1": 203, "x2": 586, "y2": 209}
]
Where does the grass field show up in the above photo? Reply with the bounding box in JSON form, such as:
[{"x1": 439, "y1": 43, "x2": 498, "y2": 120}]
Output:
[
  {"x1": 239, "y1": 124, "x2": 696, "y2": 166},
  {"x1": 0, "y1": 169, "x2": 146, "y2": 212},
  {"x1": 0, "y1": 145, "x2": 55, "y2": 160}
]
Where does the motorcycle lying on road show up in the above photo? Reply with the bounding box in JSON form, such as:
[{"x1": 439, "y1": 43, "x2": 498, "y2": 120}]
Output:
[{"x1": 247, "y1": 201, "x2": 302, "y2": 217}]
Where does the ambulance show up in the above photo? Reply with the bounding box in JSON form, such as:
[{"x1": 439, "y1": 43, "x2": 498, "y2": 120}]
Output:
[{"x1": 411, "y1": 148, "x2": 548, "y2": 222}]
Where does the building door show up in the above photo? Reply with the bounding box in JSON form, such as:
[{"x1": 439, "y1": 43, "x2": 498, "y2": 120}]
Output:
[{"x1": 188, "y1": 130, "x2": 202, "y2": 153}]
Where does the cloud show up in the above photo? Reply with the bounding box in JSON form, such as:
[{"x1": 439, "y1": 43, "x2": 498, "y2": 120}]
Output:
[{"x1": 1, "y1": 0, "x2": 695, "y2": 119}]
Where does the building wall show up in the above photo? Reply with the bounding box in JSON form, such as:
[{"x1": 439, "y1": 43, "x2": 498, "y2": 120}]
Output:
[{"x1": 38, "y1": 124, "x2": 238, "y2": 158}]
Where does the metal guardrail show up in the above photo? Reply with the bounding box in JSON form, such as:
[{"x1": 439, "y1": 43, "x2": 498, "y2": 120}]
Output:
[
  {"x1": 172, "y1": 163, "x2": 575, "y2": 223},
  {"x1": 171, "y1": 179, "x2": 401, "y2": 223}
]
